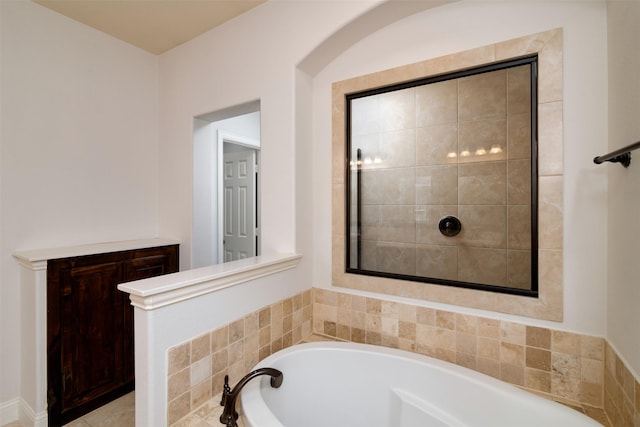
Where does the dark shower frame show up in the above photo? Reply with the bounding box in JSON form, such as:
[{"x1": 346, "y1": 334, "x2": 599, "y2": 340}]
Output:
[{"x1": 345, "y1": 55, "x2": 539, "y2": 298}]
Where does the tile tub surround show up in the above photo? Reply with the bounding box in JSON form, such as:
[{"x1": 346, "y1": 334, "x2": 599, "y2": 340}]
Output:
[
  {"x1": 162, "y1": 334, "x2": 612, "y2": 427},
  {"x1": 605, "y1": 343, "x2": 640, "y2": 427},
  {"x1": 166, "y1": 290, "x2": 312, "y2": 426},
  {"x1": 313, "y1": 288, "x2": 638, "y2": 426},
  {"x1": 165, "y1": 288, "x2": 638, "y2": 427}
]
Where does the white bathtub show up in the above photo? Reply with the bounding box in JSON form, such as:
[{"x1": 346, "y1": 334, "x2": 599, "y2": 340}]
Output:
[{"x1": 240, "y1": 341, "x2": 601, "y2": 427}]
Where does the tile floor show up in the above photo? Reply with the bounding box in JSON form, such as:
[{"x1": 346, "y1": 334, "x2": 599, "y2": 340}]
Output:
[
  {"x1": 170, "y1": 396, "x2": 242, "y2": 427},
  {"x1": 2, "y1": 391, "x2": 134, "y2": 427},
  {"x1": 62, "y1": 392, "x2": 135, "y2": 427}
]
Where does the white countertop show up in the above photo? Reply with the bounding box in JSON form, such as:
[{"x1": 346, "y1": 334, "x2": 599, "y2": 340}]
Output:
[{"x1": 13, "y1": 237, "x2": 180, "y2": 262}]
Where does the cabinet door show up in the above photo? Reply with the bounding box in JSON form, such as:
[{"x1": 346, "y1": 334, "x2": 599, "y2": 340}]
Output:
[
  {"x1": 61, "y1": 261, "x2": 125, "y2": 413},
  {"x1": 47, "y1": 245, "x2": 179, "y2": 426}
]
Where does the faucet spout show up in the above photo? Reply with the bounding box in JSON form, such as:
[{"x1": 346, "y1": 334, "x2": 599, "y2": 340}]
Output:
[{"x1": 219, "y1": 367, "x2": 283, "y2": 427}]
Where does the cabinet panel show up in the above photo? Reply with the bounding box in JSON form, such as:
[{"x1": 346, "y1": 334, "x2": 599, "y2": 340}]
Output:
[
  {"x1": 47, "y1": 245, "x2": 178, "y2": 426},
  {"x1": 62, "y1": 262, "x2": 124, "y2": 410},
  {"x1": 124, "y1": 248, "x2": 178, "y2": 280}
]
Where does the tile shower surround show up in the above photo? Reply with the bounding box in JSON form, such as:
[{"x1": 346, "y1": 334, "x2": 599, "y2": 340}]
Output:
[
  {"x1": 350, "y1": 64, "x2": 533, "y2": 289},
  {"x1": 334, "y1": 29, "x2": 565, "y2": 322},
  {"x1": 167, "y1": 288, "x2": 639, "y2": 427}
]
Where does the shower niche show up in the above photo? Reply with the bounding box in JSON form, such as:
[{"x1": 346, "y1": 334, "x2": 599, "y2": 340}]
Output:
[{"x1": 345, "y1": 56, "x2": 538, "y2": 296}]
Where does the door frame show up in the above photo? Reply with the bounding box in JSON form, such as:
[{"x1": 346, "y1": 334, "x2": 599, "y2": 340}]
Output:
[{"x1": 217, "y1": 130, "x2": 260, "y2": 264}]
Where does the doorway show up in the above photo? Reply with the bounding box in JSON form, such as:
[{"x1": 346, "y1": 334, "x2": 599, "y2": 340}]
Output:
[{"x1": 192, "y1": 101, "x2": 261, "y2": 268}]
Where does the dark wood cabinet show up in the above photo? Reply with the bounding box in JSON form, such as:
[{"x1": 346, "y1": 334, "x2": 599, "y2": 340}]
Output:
[{"x1": 47, "y1": 245, "x2": 178, "y2": 426}]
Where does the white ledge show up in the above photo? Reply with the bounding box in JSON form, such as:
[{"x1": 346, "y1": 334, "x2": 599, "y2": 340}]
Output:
[
  {"x1": 13, "y1": 238, "x2": 180, "y2": 264},
  {"x1": 117, "y1": 253, "x2": 302, "y2": 311}
]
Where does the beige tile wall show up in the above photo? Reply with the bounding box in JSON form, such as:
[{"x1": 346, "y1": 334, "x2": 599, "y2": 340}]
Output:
[
  {"x1": 314, "y1": 287, "x2": 607, "y2": 406},
  {"x1": 166, "y1": 290, "x2": 312, "y2": 426},
  {"x1": 605, "y1": 342, "x2": 640, "y2": 427},
  {"x1": 314, "y1": 286, "x2": 639, "y2": 426},
  {"x1": 350, "y1": 65, "x2": 533, "y2": 290},
  {"x1": 166, "y1": 287, "x2": 638, "y2": 427}
]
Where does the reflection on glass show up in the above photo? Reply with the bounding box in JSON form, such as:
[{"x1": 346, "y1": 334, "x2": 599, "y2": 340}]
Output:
[{"x1": 346, "y1": 57, "x2": 538, "y2": 296}]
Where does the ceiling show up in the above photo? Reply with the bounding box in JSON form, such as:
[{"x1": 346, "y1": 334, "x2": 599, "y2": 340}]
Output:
[{"x1": 33, "y1": 0, "x2": 266, "y2": 55}]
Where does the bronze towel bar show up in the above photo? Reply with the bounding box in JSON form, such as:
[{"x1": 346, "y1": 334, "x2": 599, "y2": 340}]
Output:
[{"x1": 594, "y1": 140, "x2": 640, "y2": 168}]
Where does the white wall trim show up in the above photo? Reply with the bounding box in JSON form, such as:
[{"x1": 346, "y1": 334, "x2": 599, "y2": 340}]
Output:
[
  {"x1": 0, "y1": 398, "x2": 20, "y2": 425},
  {"x1": 0, "y1": 397, "x2": 47, "y2": 427},
  {"x1": 20, "y1": 398, "x2": 47, "y2": 427},
  {"x1": 13, "y1": 238, "x2": 179, "y2": 264},
  {"x1": 118, "y1": 253, "x2": 302, "y2": 310}
]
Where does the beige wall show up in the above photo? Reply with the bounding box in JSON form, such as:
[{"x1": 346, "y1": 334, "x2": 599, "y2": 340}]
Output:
[{"x1": 606, "y1": 0, "x2": 640, "y2": 381}]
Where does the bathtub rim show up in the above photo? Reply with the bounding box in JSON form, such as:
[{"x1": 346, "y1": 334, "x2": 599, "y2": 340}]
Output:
[{"x1": 239, "y1": 341, "x2": 599, "y2": 427}]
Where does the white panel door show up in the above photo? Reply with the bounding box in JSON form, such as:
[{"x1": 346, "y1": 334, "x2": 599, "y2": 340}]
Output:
[{"x1": 223, "y1": 149, "x2": 257, "y2": 262}]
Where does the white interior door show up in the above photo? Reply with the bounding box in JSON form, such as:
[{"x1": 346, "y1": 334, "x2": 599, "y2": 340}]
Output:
[{"x1": 223, "y1": 149, "x2": 257, "y2": 262}]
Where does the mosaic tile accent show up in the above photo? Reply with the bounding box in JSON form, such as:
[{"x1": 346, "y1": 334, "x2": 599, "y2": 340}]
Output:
[{"x1": 166, "y1": 290, "x2": 312, "y2": 426}]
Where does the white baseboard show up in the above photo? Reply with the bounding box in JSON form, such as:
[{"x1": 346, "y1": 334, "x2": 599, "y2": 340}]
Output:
[
  {"x1": 0, "y1": 398, "x2": 47, "y2": 427},
  {"x1": 0, "y1": 397, "x2": 19, "y2": 425}
]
